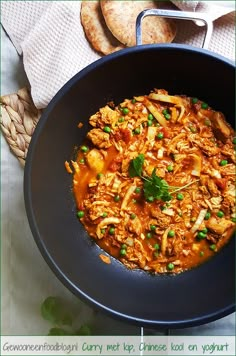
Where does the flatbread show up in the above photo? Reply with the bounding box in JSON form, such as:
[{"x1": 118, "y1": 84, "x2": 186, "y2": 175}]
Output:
[
  {"x1": 100, "y1": 0, "x2": 176, "y2": 47},
  {"x1": 80, "y1": 1, "x2": 125, "y2": 55}
]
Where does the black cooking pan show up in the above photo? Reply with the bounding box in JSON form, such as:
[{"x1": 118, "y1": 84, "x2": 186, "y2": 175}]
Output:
[{"x1": 24, "y1": 9, "x2": 235, "y2": 329}]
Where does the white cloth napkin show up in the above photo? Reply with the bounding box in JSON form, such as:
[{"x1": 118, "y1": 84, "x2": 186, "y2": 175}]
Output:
[
  {"x1": 171, "y1": 1, "x2": 235, "y2": 21},
  {"x1": 1, "y1": 1, "x2": 235, "y2": 109}
]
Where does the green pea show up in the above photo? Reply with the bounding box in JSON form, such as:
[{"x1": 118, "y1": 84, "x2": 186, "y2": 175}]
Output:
[
  {"x1": 177, "y1": 193, "x2": 184, "y2": 200},
  {"x1": 201, "y1": 102, "x2": 208, "y2": 109},
  {"x1": 97, "y1": 173, "x2": 103, "y2": 180},
  {"x1": 81, "y1": 145, "x2": 89, "y2": 153},
  {"x1": 102, "y1": 212, "x2": 108, "y2": 218},
  {"x1": 130, "y1": 213, "x2": 136, "y2": 220},
  {"x1": 79, "y1": 158, "x2": 85, "y2": 164},
  {"x1": 197, "y1": 231, "x2": 207, "y2": 239},
  {"x1": 121, "y1": 244, "x2": 127, "y2": 249},
  {"x1": 122, "y1": 107, "x2": 129, "y2": 115},
  {"x1": 192, "y1": 97, "x2": 198, "y2": 104},
  {"x1": 210, "y1": 244, "x2": 217, "y2": 251},
  {"x1": 146, "y1": 232, "x2": 152, "y2": 239},
  {"x1": 167, "y1": 263, "x2": 174, "y2": 271},
  {"x1": 103, "y1": 126, "x2": 111, "y2": 133},
  {"x1": 146, "y1": 196, "x2": 154, "y2": 203},
  {"x1": 118, "y1": 117, "x2": 125, "y2": 123},
  {"x1": 135, "y1": 187, "x2": 141, "y2": 194},
  {"x1": 157, "y1": 132, "x2": 164, "y2": 140},
  {"x1": 148, "y1": 113, "x2": 154, "y2": 120},
  {"x1": 220, "y1": 159, "x2": 228, "y2": 166},
  {"x1": 154, "y1": 243, "x2": 160, "y2": 250},
  {"x1": 101, "y1": 228, "x2": 106, "y2": 234},
  {"x1": 201, "y1": 228, "x2": 208, "y2": 234},
  {"x1": 134, "y1": 128, "x2": 140, "y2": 135},
  {"x1": 204, "y1": 119, "x2": 211, "y2": 126},
  {"x1": 132, "y1": 98, "x2": 136, "y2": 104},
  {"x1": 189, "y1": 125, "x2": 197, "y2": 133},
  {"x1": 168, "y1": 230, "x2": 175, "y2": 238},
  {"x1": 150, "y1": 225, "x2": 156, "y2": 231},
  {"x1": 204, "y1": 212, "x2": 211, "y2": 220},
  {"x1": 232, "y1": 138, "x2": 236, "y2": 145},
  {"x1": 167, "y1": 165, "x2": 173, "y2": 172},
  {"x1": 217, "y1": 211, "x2": 224, "y2": 218},
  {"x1": 147, "y1": 120, "x2": 153, "y2": 126},
  {"x1": 114, "y1": 195, "x2": 120, "y2": 202},
  {"x1": 77, "y1": 211, "x2": 84, "y2": 219},
  {"x1": 162, "y1": 109, "x2": 169, "y2": 116},
  {"x1": 231, "y1": 217, "x2": 236, "y2": 223},
  {"x1": 120, "y1": 248, "x2": 127, "y2": 256},
  {"x1": 109, "y1": 227, "x2": 115, "y2": 235},
  {"x1": 199, "y1": 251, "x2": 204, "y2": 257},
  {"x1": 165, "y1": 113, "x2": 171, "y2": 120}
]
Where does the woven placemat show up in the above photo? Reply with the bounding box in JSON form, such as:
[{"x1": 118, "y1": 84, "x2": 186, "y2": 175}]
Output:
[{"x1": 0, "y1": 87, "x2": 42, "y2": 166}]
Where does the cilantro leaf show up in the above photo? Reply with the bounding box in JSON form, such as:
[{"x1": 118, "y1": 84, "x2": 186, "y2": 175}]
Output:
[
  {"x1": 41, "y1": 297, "x2": 62, "y2": 324},
  {"x1": 48, "y1": 327, "x2": 68, "y2": 336},
  {"x1": 41, "y1": 296, "x2": 93, "y2": 336},
  {"x1": 128, "y1": 157, "x2": 197, "y2": 202},
  {"x1": 161, "y1": 191, "x2": 172, "y2": 202},
  {"x1": 76, "y1": 324, "x2": 92, "y2": 336},
  {"x1": 41, "y1": 296, "x2": 73, "y2": 326},
  {"x1": 143, "y1": 169, "x2": 170, "y2": 201},
  {"x1": 128, "y1": 154, "x2": 145, "y2": 177}
]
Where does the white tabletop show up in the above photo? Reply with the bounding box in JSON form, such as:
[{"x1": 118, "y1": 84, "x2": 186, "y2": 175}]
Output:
[{"x1": 1, "y1": 24, "x2": 235, "y2": 337}]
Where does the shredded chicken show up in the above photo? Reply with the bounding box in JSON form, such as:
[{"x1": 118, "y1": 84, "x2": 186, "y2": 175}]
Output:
[
  {"x1": 87, "y1": 128, "x2": 112, "y2": 148},
  {"x1": 65, "y1": 161, "x2": 73, "y2": 174},
  {"x1": 211, "y1": 111, "x2": 233, "y2": 142},
  {"x1": 206, "y1": 217, "x2": 234, "y2": 235},
  {"x1": 89, "y1": 105, "x2": 120, "y2": 128}
]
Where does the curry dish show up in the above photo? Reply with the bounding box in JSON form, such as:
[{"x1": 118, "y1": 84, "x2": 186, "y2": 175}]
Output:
[{"x1": 68, "y1": 89, "x2": 236, "y2": 274}]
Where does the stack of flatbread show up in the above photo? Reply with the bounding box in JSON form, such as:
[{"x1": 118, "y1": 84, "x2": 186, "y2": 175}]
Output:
[{"x1": 80, "y1": 0, "x2": 177, "y2": 55}]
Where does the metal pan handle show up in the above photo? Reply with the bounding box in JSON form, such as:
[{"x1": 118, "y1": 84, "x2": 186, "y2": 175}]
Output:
[{"x1": 136, "y1": 9, "x2": 213, "y2": 49}]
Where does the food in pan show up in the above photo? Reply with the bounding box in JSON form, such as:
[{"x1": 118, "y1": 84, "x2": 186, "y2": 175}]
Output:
[{"x1": 67, "y1": 89, "x2": 236, "y2": 274}]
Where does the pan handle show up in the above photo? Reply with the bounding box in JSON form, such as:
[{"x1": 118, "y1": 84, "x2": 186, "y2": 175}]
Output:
[{"x1": 136, "y1": 8, "x2": 213, "y2": 49}]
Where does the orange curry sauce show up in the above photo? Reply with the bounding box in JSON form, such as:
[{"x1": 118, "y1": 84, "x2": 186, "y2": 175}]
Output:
[{"x1": 70, "y1": 89, "x2": 235, "y2": 274}]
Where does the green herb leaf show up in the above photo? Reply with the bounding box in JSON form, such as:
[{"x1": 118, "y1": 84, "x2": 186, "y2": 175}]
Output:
[
  {"x1": 128, "y1": 157, "x2": 198, "y2": 203},
  {"x1": 41, "y1": 297, "x2": 62, "y2": 324},
  {"x1": 143, "y1": 169, "x2": 170, "y2": 201},
  {"x1": 76, "y1": 324, "x2": 92, "y2": 336},
  {"x1": 128, "y1": 154, "x2": 144, "y2": 177},
  {"x1": 161, "y1": 191, "x2": 172, "y2": 202},
  {"x1": 48, "y1": 327, "x2": 68, "y2": 336},
  {"x1": 41, "y1": 296, "x2": 73, "y2": 326}
]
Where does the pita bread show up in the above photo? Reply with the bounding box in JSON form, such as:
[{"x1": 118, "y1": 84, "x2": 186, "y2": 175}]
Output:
[
  {"x1": 100, "y1": 0, "x2": 176, "y2": 47},
  {"x1": 80, "y1": 1, "x2": 125, "y2": 55}
]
